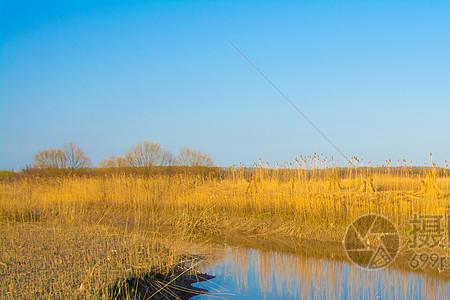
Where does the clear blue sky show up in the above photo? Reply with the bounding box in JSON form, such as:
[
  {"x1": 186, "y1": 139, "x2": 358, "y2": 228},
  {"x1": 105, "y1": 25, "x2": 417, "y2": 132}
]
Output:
[{"x1": 1, "y1": 1, "x2": 450, "y2": 169}]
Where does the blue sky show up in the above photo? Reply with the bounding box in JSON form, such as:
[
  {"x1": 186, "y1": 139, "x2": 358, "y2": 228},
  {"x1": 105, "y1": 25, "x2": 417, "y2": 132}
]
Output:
[{"x1": 1, "y1": 1, "x2": 450, "y2": 169}]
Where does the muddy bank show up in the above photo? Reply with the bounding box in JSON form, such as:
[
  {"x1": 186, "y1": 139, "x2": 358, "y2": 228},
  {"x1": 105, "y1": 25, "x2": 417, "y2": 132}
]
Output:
[{"x1": 110, "y1": 265, "x2": 214, "y2": 299}]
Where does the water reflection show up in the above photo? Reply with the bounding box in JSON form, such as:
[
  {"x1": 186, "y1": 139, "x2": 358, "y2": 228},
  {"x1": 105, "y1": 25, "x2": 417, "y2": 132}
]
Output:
[{"x1": 193, "y1": 247, "x2": 450, "y2": 299}]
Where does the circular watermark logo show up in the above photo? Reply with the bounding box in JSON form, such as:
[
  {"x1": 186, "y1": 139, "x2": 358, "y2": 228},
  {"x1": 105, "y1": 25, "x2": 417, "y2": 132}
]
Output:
[{"x1": 343, "y1": 214, "x2": 400, "y2": 270}]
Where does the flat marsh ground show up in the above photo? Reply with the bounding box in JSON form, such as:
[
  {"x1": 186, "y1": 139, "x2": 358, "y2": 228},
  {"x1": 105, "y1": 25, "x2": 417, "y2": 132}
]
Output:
[{"x1": 1, "y1": 166, "x2": 450, "y2": 298}]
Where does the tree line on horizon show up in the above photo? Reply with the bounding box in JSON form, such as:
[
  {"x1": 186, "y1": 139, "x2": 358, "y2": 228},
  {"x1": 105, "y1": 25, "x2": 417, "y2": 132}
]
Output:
[{"x1": 33, "y1": 141, "x2": 214, "y2": 169}]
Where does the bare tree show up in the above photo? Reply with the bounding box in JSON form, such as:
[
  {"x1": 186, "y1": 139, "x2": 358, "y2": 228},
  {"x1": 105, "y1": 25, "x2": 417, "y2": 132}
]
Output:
[
  {"x1": 62, "y1": 143, "x2": 91, "y2": 169},
  {"x1": 33, "y1": 143, "x2": 90, "y2": 169},
  {"x1": 99, "y1": 155, "x2": 128, "y2": 168},
  {"x1": 34, "y1": 149, "x2": 67, "y2": 169},
  {"x1": 124, "y1": 141, "x2": 172, "y2": 167},
  {"x1": 161, "y1": 150, "x2": 175, "y2": 166},
  {"x1": 176, "y1": 147, "x2": 214, "y2": 167}
]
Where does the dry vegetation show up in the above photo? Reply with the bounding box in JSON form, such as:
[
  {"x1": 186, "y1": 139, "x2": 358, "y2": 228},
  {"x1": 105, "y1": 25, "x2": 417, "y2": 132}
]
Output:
[{"x1": 1, "y1": 162, "x2": 450, "y2": 298}]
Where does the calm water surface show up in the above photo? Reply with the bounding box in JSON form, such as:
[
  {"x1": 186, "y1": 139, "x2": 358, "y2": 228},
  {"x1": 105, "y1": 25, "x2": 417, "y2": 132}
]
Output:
[{"x1": 193, "y1": 247, "x2": 450, "y2": 300}]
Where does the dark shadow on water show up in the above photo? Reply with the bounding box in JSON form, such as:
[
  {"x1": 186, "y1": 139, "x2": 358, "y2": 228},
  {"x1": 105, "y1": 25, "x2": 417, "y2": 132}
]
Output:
[{"x1": 110, "y1": 263, "x2": 215, "y2": 299}]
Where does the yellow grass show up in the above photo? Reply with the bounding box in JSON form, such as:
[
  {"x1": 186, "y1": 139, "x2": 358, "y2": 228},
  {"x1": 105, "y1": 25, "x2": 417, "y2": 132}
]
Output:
[{"x1": 1, "y1": 166, "x2": 450, "y2": 297}]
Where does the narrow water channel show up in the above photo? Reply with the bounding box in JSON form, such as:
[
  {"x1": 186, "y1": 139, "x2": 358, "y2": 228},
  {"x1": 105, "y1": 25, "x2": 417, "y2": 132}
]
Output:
[{"x1": 192, "y1": 247, "x2": 450, "y2": 299}]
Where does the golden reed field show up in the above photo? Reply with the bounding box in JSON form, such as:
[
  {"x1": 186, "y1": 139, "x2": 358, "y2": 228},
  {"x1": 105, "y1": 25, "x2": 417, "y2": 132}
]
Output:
[{"x1": 1, "y1": 165, "x2": 450, "y2": 298}]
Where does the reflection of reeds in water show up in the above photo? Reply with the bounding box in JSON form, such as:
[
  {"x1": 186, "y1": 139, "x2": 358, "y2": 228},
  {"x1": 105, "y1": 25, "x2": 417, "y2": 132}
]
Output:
[{"x1": 203, "y1": 247, "x2": 450, "y2": 299}]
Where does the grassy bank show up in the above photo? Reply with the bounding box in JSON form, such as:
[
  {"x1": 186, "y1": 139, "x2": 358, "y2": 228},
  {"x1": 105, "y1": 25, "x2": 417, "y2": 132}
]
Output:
[{"x1": 0, "y1": 222, "x2": 214, "y2": 299}]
